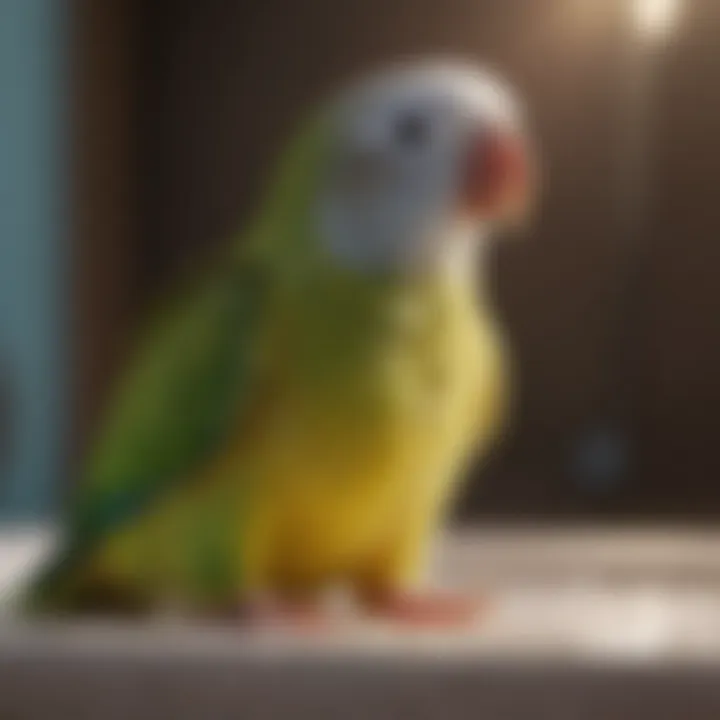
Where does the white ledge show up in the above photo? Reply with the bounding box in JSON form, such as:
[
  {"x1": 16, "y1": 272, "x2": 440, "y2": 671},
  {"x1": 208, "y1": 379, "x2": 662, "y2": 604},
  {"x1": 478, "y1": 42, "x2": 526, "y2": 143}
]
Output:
[{"x1": 3, "y1": 525, "x2": 720, "y2": 719}]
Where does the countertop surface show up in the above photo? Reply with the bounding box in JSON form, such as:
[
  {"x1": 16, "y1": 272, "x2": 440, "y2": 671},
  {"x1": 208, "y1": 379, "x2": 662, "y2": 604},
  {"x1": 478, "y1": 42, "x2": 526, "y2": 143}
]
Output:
[{"x1": 3, "y1": 526, "x2": 720, "y2": 719}]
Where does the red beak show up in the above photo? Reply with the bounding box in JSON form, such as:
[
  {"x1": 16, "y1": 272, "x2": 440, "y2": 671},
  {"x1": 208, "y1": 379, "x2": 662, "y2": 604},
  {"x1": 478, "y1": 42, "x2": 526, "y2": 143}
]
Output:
[{"x1": 460, "y1": 127, "x2": 532, "y2": 222}]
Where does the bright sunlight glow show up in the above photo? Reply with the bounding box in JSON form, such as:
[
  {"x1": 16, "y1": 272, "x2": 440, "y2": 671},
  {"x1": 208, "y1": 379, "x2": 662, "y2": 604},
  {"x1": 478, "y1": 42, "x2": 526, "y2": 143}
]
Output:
[{"x1": 632, "y1": 0, "x2": 681, "y2": 39}]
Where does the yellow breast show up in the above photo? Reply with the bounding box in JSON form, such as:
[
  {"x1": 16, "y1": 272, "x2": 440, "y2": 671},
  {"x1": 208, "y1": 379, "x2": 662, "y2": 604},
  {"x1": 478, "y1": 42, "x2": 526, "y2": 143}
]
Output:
[
  {"x1": 241, "y1": 277, "x2": 507, "y2": 589},
  {"x1": 97, "y1": 274, "x2": 507, "y2": 598}
]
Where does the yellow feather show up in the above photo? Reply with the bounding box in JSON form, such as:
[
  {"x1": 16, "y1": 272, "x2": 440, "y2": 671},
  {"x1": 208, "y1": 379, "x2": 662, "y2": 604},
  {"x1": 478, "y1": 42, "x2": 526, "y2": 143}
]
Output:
[{"x1": 96, "y1": 267, "x2": 507, "y2": 603}]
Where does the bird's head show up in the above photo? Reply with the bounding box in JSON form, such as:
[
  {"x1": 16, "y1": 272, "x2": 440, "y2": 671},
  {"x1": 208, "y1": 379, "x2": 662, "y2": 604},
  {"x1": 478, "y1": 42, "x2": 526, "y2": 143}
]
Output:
[{"x1": 314, "y1": 60, "x2": 536, "y2": 275}]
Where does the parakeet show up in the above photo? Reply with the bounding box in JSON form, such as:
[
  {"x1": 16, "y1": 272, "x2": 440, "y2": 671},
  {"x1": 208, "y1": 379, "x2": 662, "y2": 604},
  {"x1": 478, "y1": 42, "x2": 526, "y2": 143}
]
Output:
[{"x1": 29, "y1": 60, "x2": 533, "y2": 625}]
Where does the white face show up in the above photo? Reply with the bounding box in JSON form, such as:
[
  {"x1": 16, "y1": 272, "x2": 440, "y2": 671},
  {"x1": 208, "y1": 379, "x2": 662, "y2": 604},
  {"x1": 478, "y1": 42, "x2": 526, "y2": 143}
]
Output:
[{"x1": 317, "y1": 61, "x2": 529, "y2": 275}]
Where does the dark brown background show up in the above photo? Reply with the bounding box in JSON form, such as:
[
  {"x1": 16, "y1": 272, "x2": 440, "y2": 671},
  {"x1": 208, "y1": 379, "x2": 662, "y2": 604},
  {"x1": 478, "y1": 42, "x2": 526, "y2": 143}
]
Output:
[{"x1": 72, "y1": 0, "x2": 720, "y2": 521}]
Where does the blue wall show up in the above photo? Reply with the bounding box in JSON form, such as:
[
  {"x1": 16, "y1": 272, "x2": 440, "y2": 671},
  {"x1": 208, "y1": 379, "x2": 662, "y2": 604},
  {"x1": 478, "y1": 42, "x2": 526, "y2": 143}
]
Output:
[{"x1": 0, "y1": 0, "x2": 67, "y2": 519}]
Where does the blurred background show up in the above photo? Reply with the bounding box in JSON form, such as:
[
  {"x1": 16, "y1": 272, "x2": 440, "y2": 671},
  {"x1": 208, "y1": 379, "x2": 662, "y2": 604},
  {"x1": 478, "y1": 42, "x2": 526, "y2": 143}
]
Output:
[{"x1": 1, "y1": 0, "x2": 720, "y2": 524}]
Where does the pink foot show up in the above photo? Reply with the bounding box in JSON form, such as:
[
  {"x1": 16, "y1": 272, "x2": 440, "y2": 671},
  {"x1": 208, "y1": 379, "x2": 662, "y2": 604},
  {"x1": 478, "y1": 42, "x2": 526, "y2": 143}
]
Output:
[{"x1": 364, "y1": 591, "x2": 488, "y2": 628}]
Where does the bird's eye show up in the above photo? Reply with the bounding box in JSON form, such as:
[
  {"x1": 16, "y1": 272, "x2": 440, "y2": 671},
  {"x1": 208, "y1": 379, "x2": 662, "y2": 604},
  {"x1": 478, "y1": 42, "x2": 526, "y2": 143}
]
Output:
[{"x1": 393, "y1": 112, "x2": 430, "y2": 149}]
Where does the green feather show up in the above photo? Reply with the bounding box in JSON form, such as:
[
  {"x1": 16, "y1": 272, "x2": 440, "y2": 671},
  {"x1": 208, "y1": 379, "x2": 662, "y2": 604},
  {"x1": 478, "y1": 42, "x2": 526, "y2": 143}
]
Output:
[
  {"x1": 27, "y1": 111, "x2": 330, "y2": 611},
  {"x1": 29, "y1": 258, "x2": 266, "y2": 607}
]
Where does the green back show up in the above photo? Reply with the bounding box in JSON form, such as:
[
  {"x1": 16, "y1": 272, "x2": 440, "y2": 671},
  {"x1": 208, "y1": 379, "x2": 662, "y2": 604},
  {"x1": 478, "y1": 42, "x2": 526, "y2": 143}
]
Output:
[
  {"x1": 30, "y1": 258, "x2": 266, "y2": 602},
  {"x1": 29, "y1": 113, "x2": 331, "y2": 605}
]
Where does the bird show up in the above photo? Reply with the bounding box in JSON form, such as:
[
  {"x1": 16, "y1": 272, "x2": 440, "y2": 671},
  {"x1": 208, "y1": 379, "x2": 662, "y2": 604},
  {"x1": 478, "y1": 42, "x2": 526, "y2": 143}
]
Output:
[{"x1": 28, "y1": 59, "x2": 534, "y2": 627}]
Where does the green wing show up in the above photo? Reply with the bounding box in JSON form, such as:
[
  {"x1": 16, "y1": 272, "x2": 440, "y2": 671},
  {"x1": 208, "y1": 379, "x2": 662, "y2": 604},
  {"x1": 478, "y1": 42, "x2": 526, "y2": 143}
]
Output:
[
  {"x1": 29, "y1": 102, "x2": 329, "y2": 610},
  {"x1": 30, "y1": 254, "x2": 268, "y2": 604}
]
